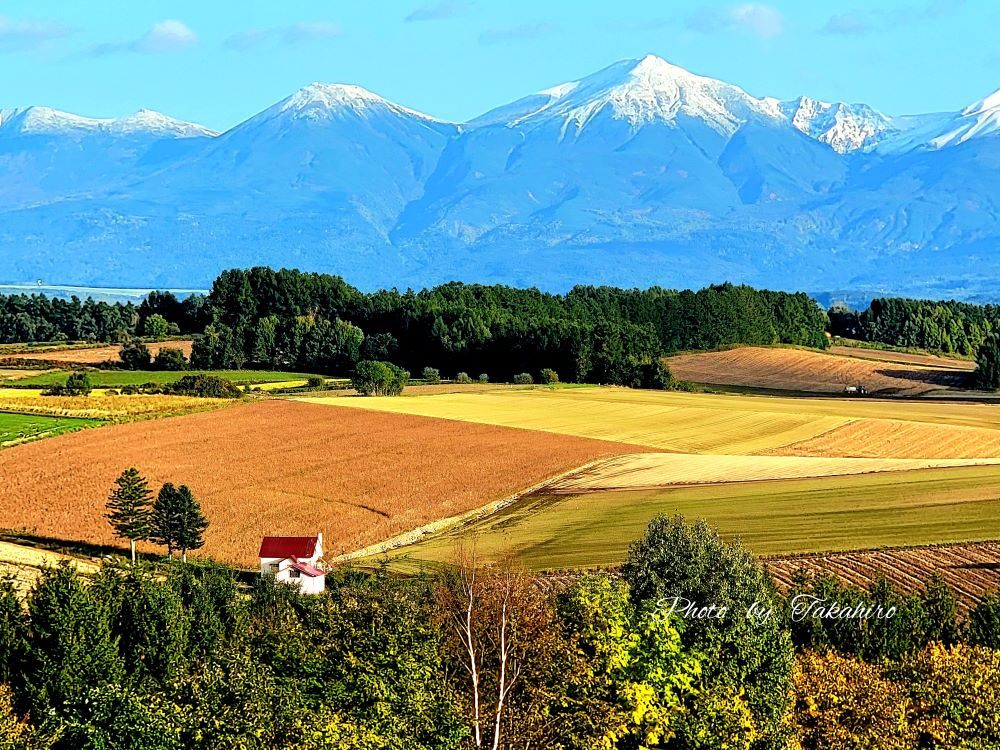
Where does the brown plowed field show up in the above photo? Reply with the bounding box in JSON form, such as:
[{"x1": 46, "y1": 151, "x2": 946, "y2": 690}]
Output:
[
  {"x1": 766, "y1": 541, "x2": 1000, "y2": 612},
  {"x1": 667, "y1": 346, "x2": 971, "y2": 395},
  {"x1": 827, "y1": 346, "x2": 976, "y2": 371},
  {"x1": 5, "y1": 340, "x2": 193, "y2": 365},
  {"x1": 0, "y1": 400, "x2": 639, "y2": 566}
]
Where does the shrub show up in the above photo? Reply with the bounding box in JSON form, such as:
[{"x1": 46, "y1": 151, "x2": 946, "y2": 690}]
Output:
[
  {"x1": 454, "y1": 371, "x2": 473, "y2": 384},
  {"x1": 513, "y1": 373, "x2": 533, "y2": 385},
  {"x1": 351, "y1": 360, "x2": 409, "y2": 396},
  {"x1": 153, "y1": 347, "x2": 188, "y2": 372},
  {"x1": 165, "y1": 375, "x2": 243, "y2": 399},
  {"x1": 968, "y1": 591, "x2": 1000, "y2": 648},
  {"x1": 105, "y1": 388, "x2": 120, "y2": 397},
  {"x1": 421, "y1": 367, "x2": 441, "y2": 384},
  {"x1": 478, "y1": 373, "x2": 489, "y2": 383},
  {"x1": 65, "y1": 371, "x2": 92, "y2": 396},
  {"x1": 539, "y1": 368, "x2": 559, "y2": 384},
  {"x1": 120, "y1": 339, "x2": 152, "y2": 370},
  {"x1": 306, "y1": 376, "x2": 325, "y2": 389},
  {"x1": 141, "y1": 314, "x2": 169, "y2": 341}
]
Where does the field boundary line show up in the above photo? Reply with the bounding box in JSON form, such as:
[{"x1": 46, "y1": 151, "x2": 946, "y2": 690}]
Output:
[{"x1": 330, "y1": 456, "x2": 632, "y2": 563}]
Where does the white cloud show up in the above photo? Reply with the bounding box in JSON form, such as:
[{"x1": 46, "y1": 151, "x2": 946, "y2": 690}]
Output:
[
  {"x1": 224, "y1": 21, "x2": 342, "y2": 51},
  {"x1": 687, "y1": 4, "x2": 784, "y2": 39},
  {"x1": 86, "y1": 19, "x2": 197, "y2": 57},
  {"x1": 0, "y1": 15, "x2": 70, "y2": 53},
  {"x1": 405, "y1": 1, "x2": 471, "y2": 23}
]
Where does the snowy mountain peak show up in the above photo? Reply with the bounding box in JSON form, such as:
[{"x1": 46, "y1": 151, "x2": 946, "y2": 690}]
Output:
[
  {"x1": 780, "y1": 96, "x2": 894, "y2": 153},
  {"x1": 0, "y1": 105, "x2": 215, "y2": 139},
  {"x1": 928, "y1": 88, "x2": 1000, "y2": 148},
  {"x1": 276, "y1": 82, "x2": 445, "y2": 124},
  {"x1": 484, "y1": 55, "x2": 783, "y2": 136}
]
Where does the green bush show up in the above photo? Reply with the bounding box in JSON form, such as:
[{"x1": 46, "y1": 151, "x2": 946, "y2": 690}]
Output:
[
  {"x1": 120, "y1": 339, "x2": 152, "y2": 370},
  {"x1": 141, "y1": 314, "x2": 169, "y2": 341},
  {"x1": 454, "y1": 371, "x2": 473, "y2": 384},
  {"x1": 421, "y1": 367, "x2": 441, "y2": 384},
  {"x1": 539, "y1": 368, "x2": 559, "y2": 384},
  {"x1": 968, "y1": 592, "x2": 1000, "y2": 648},
  {"x1": 63, "y1": 371, "x2": 92, "y2": 396},
  {"x1": 306, "y1": 376, "x2": 326, "y2": 389},
  {"x1": 164, "y1": 375, "x2": 243, "y2": 399},
  {"x1": 153, "y1": 347, "x2": 188, "y2": 372},
  {"x1": 513, "y1": 373, "x2": 533, "y2": 385},
  {"x1": 477, "y1": 373, "x2": 488, "y2": 383},
  {"x1": 351, "y1": 360, "x2": 409, "y2": 396}
]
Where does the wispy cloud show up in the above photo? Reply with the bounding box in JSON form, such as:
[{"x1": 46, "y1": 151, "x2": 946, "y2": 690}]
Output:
[
  {"x1": 820, "y1": 0, "x2": 966, "y2": 36},
  {"x1": 686, "y1": 4, "x2": 784, "y2": 39},
  {"x1": 405, "y1": 0, "x2": 471, "y2": 23},
  {"x1": 478, "y1": 23, "x2": 559, "y2": 46},
  {"x1": 0, "y1": 15, "x2": 71, "y2": 53},
  {"x1": 85, "y1": 20, "x2": 197, "y2": 57},
  {"x1": 224, "y1": 21, "x2": 342, "y2": 51}
]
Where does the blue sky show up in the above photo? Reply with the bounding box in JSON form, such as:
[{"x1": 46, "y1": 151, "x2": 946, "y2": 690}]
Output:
[{"x1": 2, "y1": 0, "x2": 997, "y2": 131}]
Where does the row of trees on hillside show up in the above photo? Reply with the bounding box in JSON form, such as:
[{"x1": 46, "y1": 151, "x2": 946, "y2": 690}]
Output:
[{"x1": 189, "y1": 268, "x2": 828, "y2": 383}]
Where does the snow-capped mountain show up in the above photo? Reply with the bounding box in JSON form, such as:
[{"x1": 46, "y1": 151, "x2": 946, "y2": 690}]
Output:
[{"x1": 1, "y1": 55, "x2": 999, "y2": 300}]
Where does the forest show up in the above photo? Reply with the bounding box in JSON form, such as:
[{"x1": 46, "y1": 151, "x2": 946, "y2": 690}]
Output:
[{"x1": 1, "y1": 515, "x2": 998, "y2": 750}]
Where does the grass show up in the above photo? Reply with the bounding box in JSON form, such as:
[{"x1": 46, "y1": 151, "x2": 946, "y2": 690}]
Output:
[
  {"x1": 0, "y1": 411, "x2": 100, "y2": 446},
  {"x1": 377, "y1": 464, "x2": 1000, "y2": 571},
  {"x1": 6, "y1": 369, "x2": 318, "y2": 388}
]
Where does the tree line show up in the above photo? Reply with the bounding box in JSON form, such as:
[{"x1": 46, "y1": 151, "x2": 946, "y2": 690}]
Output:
[
  {"x1": 189, "y1": 268, "x2": 829, "y2": 384},
  {"x1": 1, "y1": 515, "x2": 999, "y2": 749}
]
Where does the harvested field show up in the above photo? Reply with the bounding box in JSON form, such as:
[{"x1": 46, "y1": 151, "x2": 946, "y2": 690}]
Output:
[
  {"x1": 6, "y1": 368, "x2": 314, "y2": 388},
  {"x1": 378, "y1": 465, "x2": 1000, "y2": 571},
  {"x1": 0, "y1": 541, "x2": 99, "y2": 594},
  {"x1": 771, "y1": 419, "x2": 1000, "y2": 460},
  {"x1": 3, "y1": 340, "x2": 193, "y2": 365},
  {"x1": 766, "y1": 541, "x2": 1000, "y2": 612},
  {"x1": 0, "y1": 393, "x2": 231, "y2": 420},
  {"x1": 298, "y1": 387, "x2": 1000, "y2": 458},
  {"x1": 0, "y1": 400, "x2": 640, "y2": 566},
  {"x1": 548, "y1": 453, "x2": 1000, "y2": 492},
  {"x1": 0, "y1": 369, "x2": 48, "y2": 381},
  {"x1": 827, "y1": 346, "x2": 976, "y2": 371},
  {"x1": 667, "y1": 346, "x2": 970, "y2": 395}
]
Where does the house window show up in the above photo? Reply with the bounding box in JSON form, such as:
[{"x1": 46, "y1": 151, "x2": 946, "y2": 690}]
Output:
[
  {"x1": 289, "y1": 568, "x2": 301, "y2": 578},
  {"x1": 269, "y1": 563, "x2": 279, "y2": 573}
]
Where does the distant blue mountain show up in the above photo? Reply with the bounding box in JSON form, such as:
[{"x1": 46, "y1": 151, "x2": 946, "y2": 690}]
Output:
[{"x1": 1, "y1": 55, "x2": 998, "y2": 300}]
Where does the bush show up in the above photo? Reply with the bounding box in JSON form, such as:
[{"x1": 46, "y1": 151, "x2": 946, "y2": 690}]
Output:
[
  {"x1": 351, "y1": 360, "x2": 409, "y2": 396},
  {"x1": 968, "y1": 591, "x2": 1000, "y2": 648},
  {"x1": 513, "y1": 373, "x2": 533, "y2": 385},
  {"x1": 478, "y1": 373, "x2": 489, "y2": 383},
  {"x1": 421, "y1": 367, "x2": 441, "y2": 384},
  {"x1": 622, "y1": 515, "x2": 793, "y2": 748},
  {"x1": 306, "y1": 376, "x2": 326, "y2": 389},
  {"x1": 153, "y1": 347, "x2": 188, "y2": 371},
  {"x1": 454, "y1": 371, "x2": 473, "y2": 384},
  {"x1": 141, "y1": 314, "x2": 169, "y2": 341},
  {"x1": 539, "y1": 368, "x2": 559, "y2": 384},
  {"x1": 65, "y1": 371, "x2": 92, "y2": 396},
  {"x1": 120, "y1": 339, "x2": 152, "y2": 370},
  {"x1": 105, "y1": 389, "x2": 120, "y2": 397},
  {"x1": 164, "y1": 375, "x2": 243, "y2": 399}
]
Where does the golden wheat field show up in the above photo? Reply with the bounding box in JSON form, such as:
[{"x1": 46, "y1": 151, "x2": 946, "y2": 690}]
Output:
[
  {"x1": 0, "y1": 391, "x2": 231, "y2": 419},
  {"x1": 666, "y1": 346, "x2": 970, "y2": 395},
  {"x1": 297, "y1": 387, "x2": 1000, "y2": 459},
  {"x1": 0, "y1": 400, "x2": 638, "y2": 566},
  {"x1": 0, "y1": 541, "x2": 99, "y2": 593},
  {"x1": 3, "y1": 340, "x2": 194, "y2": 365}
]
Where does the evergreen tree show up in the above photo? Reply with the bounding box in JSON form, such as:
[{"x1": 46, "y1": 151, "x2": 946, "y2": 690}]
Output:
[
  {"x1": 105, "y1": 468, "x2": 153, "y2": 564},
  {"x1": 150, "y1": 483, "x2": 182, "y2": 557},
  {"x1": 175, "y1": 485, "x2": 209, "y2": 563}
]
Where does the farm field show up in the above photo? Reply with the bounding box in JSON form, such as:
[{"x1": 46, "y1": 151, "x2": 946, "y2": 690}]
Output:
[
  {"x1": 2, "y1": 339, "x2": 193, "y2": 365},
  {"x1": 5, "y1": 368, "x2": 316, "y2": 388},
  {"x1": 0, "y1": 540, "x2": 99, "y2": 594},
  {"x1": 377, "y1": 465, "x2": 1000, "y2": 571},
  {"x1": 666, "y1": 346, "x2": 971, "y2": 395},
  {"x1": 826, "y1": 345, "x2": 977, "y2": 371},
  {"x1": 0, "y1": 399, "x2": 639, "y2": 566},
  {"x1": 0, "y1": 391, "x2": 232, "y2": 420},
  {"x1": 0, "y1": 411, "x2": 100, "y2": 446},
  {"x1": 298, "y1": 387, "x2": 1000, "y2": 457},
  {"x1": 766, "y1": 541, "x2": 1000, "y2": 613}
]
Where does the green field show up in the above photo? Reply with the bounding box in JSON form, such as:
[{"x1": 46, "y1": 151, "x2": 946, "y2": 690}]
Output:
[
  {"x1": 5, "y1": 370, "x2": 318, "y2": 388},
  {"x1": 0, "y1": 412, "x2": 101, "y2": 445},
  {"x1": 375, "y1": 464, "x2": 1000, "y2": 571}
]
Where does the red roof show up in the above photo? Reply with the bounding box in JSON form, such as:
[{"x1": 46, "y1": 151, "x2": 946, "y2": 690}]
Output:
[
  {"x1": 290, "y1": 560, "x2": 325, "y2": 578},
  {"x1": 259, "y1": 536, "x2": 318, "y2": 559}
]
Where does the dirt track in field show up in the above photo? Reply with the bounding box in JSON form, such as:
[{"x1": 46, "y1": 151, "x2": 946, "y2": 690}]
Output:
[{"x1": 0, "y1": 399, "x2": 640, "y2": 565}]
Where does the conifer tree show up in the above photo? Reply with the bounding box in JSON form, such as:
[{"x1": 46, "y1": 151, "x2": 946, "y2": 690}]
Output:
[
  {"x1": 175, "y1": 485, "x2": 209, "y2": 563},
  {"x1": 105, "y1": 467, "x2": 152, "y2": 564},
  {"x1": 150, "y1": 482, "x2": 181, "y2": 558}
]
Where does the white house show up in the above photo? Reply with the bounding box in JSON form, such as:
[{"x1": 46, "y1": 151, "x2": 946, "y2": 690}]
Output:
[{"x1": 258, "y1": 533, "x2": 326, "y2": 595}]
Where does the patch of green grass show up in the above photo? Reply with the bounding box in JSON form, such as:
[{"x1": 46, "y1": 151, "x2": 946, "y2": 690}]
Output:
[
  {"x1": 5, "y1": 370, "x2": 319, "y2": 388},
  {"x1": 376, "y1": 465, "x2": 1000, "y2": 572},
  {"x1": 0, "y1": 412, "x2": 101, "y2": 445}
]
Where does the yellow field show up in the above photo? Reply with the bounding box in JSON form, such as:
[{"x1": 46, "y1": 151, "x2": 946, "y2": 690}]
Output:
[
  {"x1": 0, "y1": 369, "x2": 48, "y2": 381},
  {"x1": 0, "y1": 390, "x2": 232, "y2": 419},
  {"x1": 297, "y1": 387, "x2": 1000, "y2": 459},
  {"x1": 548, "y1": 452, "x2": 1000, "y2": 491},
  {"x1": 0, "y1": 541, "x2": 99, "y2": 594}
]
